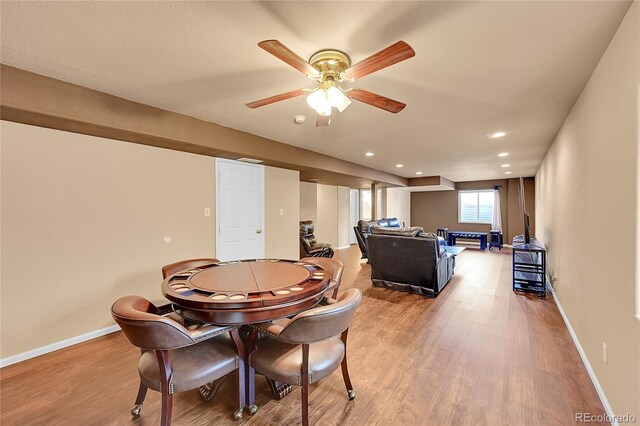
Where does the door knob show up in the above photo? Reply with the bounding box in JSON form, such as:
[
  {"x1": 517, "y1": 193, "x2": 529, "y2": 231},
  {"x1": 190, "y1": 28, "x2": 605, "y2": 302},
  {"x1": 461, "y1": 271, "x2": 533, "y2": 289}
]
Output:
[{"x1": 256, "y1": 228, "x2": 263, "y2": 234}]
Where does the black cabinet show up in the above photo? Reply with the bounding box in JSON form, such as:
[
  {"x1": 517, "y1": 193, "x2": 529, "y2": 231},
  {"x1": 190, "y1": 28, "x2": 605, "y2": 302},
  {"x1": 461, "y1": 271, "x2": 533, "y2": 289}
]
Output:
[{"x1": 512, "y1": 236, "x2": 546, "y2": 296}]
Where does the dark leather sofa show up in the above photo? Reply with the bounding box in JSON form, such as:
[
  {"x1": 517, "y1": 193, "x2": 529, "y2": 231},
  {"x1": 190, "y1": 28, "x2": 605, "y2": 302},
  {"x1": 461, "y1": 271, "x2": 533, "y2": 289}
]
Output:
[
  {"x1": 353, "y1": 217, "x2": 400, "y2": 259},
  {"x1": 299, "y1": 220, "x2": 334, "y2": 258},
  {"x1": 367, "y1": 227, "x2": 455, "y2": 297}
]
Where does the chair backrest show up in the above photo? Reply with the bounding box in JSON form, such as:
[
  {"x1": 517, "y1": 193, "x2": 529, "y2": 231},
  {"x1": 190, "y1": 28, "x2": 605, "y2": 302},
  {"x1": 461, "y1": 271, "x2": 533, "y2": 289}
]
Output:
[
  {"x1": 162, "y1": 258, "x2": 220, "y2": 279},
  {"x1": 277, "y1": 289, "x2": 362, "y2": 344},
  {"x1": 367, "y1": 234, "x2": 441, "y2": 289},
  {"x1": 300, "y1": 220, "x2": 316, "y2": 242},
  {"x1": 300, "y1": 220, "x2": 317, "y2": 257},
  {"x1": 111, "y1": 296, "x2": 195, "y2": 350},
  {"x1": 301, "y1": 257, "x2": 344, "y2": 298}
]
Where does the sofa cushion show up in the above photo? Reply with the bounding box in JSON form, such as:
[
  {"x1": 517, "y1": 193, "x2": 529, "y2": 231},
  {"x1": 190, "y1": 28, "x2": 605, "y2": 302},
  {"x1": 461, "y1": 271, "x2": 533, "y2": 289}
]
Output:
[
  {"x1": 386, "y1": 217, "x2": 400, "y2": 227},
  {"x1": 371, "y1": 226, "x2": 423, "y2": 237}
]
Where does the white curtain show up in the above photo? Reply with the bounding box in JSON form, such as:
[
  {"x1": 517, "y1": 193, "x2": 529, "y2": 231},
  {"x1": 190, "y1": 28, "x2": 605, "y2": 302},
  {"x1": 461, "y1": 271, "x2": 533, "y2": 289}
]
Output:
[{"x1": 492, "y1": 187, "x2": 502, "y2": 232}]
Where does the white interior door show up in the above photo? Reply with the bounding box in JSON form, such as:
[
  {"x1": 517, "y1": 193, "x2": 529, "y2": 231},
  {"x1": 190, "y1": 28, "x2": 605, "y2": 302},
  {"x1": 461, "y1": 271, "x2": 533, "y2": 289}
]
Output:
[
  {"x1": 215, "y1": 158, "x2": 265, "y2": 261},
  {"x1": 350, "y1": 189, "x2": 359, "y2": 244}
]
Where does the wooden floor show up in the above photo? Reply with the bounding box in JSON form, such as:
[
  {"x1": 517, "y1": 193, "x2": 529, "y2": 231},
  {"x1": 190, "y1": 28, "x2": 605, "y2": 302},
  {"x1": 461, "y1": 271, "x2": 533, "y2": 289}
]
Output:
[{"x1": 1, "y1": 246, "x2": 606, "y2": 425}]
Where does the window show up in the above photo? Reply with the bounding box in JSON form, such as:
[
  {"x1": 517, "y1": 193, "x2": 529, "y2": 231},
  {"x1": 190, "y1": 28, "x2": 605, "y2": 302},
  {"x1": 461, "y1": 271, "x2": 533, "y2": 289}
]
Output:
[{"x1": 458, "y1": 190, "x2": 494, "y2": 224}]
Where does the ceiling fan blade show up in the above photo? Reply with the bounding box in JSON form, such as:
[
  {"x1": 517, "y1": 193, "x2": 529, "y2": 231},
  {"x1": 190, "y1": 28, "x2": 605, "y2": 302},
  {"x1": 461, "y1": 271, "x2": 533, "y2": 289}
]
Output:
[
  {"x1": 245, "y1": 88, "x2": 309, "y2": 109},
  {"x1": 316, "y1": 115, "x2": 331, "y2": 127},
  {"x1": 348, "y1": 88, "x2": 406, "y2": 113},
  {"x1": 258, "y1": 40, "x2": 320, "y2": 79},
  {"x1": 343, "y1": 41, "x2": 415, "y2": 81}
]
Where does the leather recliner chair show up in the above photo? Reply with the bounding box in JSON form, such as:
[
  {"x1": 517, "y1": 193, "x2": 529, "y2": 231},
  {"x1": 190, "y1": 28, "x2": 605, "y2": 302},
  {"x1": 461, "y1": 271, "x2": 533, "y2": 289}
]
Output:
[
  {"x1": 299, "y1": 220, "x2": 334, "y2": 258},
  {"x1": 353, "y1": 217, "x2": 401, "y2": 259},
  {"x1": 367, "y1": 228, "x2": 455, "y2": 297}
]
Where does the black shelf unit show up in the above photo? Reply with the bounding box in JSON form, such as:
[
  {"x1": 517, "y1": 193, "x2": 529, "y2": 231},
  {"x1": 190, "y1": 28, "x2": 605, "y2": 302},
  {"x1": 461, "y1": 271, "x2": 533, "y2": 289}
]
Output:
[{"x1": 512, "y1": 236, "x2": 546, "y2": 296}]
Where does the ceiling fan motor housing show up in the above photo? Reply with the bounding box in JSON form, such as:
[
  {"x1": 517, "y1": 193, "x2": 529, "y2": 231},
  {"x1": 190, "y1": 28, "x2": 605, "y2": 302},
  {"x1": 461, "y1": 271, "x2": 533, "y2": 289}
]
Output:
[{"x1": 309, "y1": 50, "x2": 351, "y2": 81}]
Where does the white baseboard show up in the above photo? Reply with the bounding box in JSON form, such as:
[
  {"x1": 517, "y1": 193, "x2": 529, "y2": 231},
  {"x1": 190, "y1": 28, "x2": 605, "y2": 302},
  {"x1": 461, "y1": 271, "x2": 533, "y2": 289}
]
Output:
[
  {"x1": 0, "y1": 324, "x2": 121, "y2": 368},
  {"x1": 336, "y1": 245, "x2": 351, "y2": 250},
  {"x1": 547, "y1": 280, "x2": 617, "y2": 426}
]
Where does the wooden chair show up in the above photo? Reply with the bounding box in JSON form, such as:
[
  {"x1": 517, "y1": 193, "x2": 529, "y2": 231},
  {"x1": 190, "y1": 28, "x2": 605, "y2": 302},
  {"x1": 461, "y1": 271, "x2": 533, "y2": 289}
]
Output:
[
  {"x1": 301, "y1": 257, "x2": 344, "y2": 299},
  {"x1": 111, "y1": 296, "x2": 246, "y2": 425},
  {"x1": 247, "y1": 289, "x2": 362, "y2": 426},
  {"x1": 257, "y1": 257, "x2": 345, "y2": 400},
  {"x1": 159, "y1": 258, "x2": 220, "y2": 323}
]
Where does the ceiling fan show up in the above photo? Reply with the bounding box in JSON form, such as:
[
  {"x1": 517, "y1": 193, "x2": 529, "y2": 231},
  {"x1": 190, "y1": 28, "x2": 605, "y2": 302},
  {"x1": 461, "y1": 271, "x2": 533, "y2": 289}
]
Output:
[{"x1": 246, "y1": 40, "x2": 415, "y2": 126}]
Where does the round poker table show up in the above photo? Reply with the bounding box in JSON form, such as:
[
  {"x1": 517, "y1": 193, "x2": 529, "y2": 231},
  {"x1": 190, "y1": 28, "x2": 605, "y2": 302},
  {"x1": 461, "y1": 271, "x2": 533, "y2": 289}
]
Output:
[{"x1": 161, "y1": 259, "x2": 330, "y2": 325}]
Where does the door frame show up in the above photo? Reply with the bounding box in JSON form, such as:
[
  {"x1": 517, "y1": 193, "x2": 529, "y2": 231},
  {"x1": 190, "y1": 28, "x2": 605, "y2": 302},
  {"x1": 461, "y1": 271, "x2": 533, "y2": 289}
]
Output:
[{"x1": 215, "y1": 158, "x2": 265, "y2": 261}]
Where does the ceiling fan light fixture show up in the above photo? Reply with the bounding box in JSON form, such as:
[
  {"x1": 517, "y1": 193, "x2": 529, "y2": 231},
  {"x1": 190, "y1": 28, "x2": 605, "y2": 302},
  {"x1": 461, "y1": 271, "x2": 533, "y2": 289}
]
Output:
[
  {"x1": 327, "y1": 85, "x2": 351, "y2": 112},
  {"x1": 317, "y1": 103, "x2": 332, "y2": 117}
]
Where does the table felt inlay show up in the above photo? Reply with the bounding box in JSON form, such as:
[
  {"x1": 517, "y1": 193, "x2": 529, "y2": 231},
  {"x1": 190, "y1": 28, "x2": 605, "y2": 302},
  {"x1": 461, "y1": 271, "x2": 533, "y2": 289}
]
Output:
[{"x1": 188, "y1": 261, "x2": 311, "y2": 293}]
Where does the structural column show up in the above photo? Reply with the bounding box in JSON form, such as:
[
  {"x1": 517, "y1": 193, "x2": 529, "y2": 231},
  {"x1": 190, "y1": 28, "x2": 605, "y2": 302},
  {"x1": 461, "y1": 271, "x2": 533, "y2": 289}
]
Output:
[{"x1": 371, "y1": 183, "x2": 377, "y2": 220}]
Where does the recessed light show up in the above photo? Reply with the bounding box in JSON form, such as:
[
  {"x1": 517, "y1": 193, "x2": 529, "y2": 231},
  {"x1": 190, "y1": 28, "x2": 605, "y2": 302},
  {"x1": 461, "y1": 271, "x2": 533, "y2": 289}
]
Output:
[
  {"x1": 365, "y1": 152, "x2": 375, "y2": 157},
  {"x1": 501, "y1": 164, "x2": 511, "y2": 168},
  {"x1": 505, "y1": 171, "x2": 512, "y2": 175},
  {"x1": 396, "y1": 164, "x2": 404, "y2": 168},
  {"x1": 497, "y1": 152, "x2": 509, "y2": 157},
  {"x1": 488, "y1": 131, "x2": 507, "y2": 139},
  {"x1": 416, "y1": 171, "x2": 423, "y2": 175}
]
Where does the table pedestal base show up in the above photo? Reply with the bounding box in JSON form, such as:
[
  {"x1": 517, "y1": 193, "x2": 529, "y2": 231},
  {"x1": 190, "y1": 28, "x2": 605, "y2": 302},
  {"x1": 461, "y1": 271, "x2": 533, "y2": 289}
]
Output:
[
  {"x1": 267, "y1": 378, "x2": 293, "y2": 399},
  {"x1": 198, "y1": 377, "x2": 227, "y2": 401}
]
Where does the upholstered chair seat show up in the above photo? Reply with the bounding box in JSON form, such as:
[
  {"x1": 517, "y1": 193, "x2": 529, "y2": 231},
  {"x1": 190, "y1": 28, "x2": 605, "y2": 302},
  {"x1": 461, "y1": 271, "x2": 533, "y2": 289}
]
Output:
[
  {"x1": 250, "y1": 336, "x2": 345, "y2": 386},
  {"x1": 138, "y1": 334, "x2": 238, "y2": 393}
]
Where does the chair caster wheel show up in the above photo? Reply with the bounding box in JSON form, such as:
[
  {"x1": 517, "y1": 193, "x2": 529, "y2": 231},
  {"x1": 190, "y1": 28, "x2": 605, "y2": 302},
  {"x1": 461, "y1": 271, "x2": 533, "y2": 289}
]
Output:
[
  {"x1": 233, "y1": 409, "x2": 243, "y2": 421},
  {"x1": 348, "y1": 390, "x2": 356, "y2": 400},
  {"x1": 131, "y1": 404, "x2": 143, "y2": 416},
  {"x1": 248, "y1": 404, "x2": 258, "y2": 415}
]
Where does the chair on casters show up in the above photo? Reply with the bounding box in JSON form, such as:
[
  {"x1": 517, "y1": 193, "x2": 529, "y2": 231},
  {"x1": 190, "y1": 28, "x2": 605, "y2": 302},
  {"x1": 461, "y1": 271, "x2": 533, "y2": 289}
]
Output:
[
  {"x1": 257, "y1": 257, "x2": 346, "y2": 401},
  {"x1": 247, "y1": 289, "x2": 362, "y2": 426},
  {"x1": 111, "y1": 296, "x2": 245, "y2": 425}
]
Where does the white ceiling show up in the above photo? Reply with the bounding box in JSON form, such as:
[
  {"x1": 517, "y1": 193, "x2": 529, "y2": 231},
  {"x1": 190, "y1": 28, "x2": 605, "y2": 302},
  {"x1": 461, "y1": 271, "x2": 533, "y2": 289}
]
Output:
[{"x1": 0, "y1": 1, "x2": 631, "y2": 182}]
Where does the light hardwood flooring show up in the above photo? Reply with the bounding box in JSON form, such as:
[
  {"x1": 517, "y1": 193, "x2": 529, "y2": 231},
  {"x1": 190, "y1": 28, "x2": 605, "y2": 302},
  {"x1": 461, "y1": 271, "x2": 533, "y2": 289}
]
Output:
[{"x1": 0, "y1": 246, "x2": 606, "y2": 425}]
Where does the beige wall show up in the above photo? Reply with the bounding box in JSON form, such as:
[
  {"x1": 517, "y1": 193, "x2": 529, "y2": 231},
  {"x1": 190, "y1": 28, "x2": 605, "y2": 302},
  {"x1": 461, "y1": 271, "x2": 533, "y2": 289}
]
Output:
[
  {"x1": 299, "y1": 182, "x2": 317, "y2": 224},
  {"x1": 1, "y1": 120, "x2": 215, "y2": 358},
  {"x1": 0, "y1": 120, "x2": 302, "y2": 359},
  {"x1": 299, "y1": 182, "x2": 352, "y2": 250},
  {"x1": 336, "y1": 186, "x2": 351, "y2": 249},
  {"x1": 315, "y1": 184, "x2": 338, "y2": 247},
  {"x1": 536, "y1": 2, "x2": 638, "y2": 418},
  {"x1": 386, "y1": 188, "x2": 411, "y2": 227},
  {"x1": 411, "y1": 178, "x2": 534, "y2": 243},
  {"x1": 264, "y1": 166, "x2": 299, "y2": 260}
]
